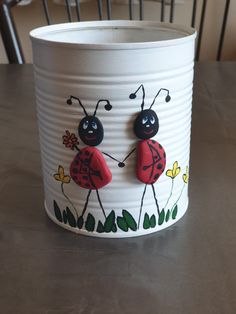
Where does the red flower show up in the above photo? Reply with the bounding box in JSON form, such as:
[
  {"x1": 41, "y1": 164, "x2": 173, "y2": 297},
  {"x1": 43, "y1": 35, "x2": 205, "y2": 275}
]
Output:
[{"x1": 62, "y1": 130, "x2": 79, "y2": 150}]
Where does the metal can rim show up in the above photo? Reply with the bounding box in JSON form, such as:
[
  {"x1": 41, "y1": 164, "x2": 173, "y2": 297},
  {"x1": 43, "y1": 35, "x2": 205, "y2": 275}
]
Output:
[{"x1": 30, "y1": 20, "x2": 197, "y2": 51}]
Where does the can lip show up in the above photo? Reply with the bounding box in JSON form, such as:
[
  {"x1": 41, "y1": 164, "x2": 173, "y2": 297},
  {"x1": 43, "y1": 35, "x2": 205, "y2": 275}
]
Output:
[{"x1": 30, "y1": 20, "x2": 197, "y2": 50}]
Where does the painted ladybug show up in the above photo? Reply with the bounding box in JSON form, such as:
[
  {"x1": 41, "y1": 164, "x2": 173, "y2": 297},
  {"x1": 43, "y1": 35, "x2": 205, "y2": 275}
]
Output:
[
  {"x1": 123, "y1": 84, "x2": 171, "y2": 228},
  {"x1": 136, "y1": 139, "x2": 166, "y2": 184},
  {"x1": 63, "y1": 96, "x2": 120, "y2": 227}
]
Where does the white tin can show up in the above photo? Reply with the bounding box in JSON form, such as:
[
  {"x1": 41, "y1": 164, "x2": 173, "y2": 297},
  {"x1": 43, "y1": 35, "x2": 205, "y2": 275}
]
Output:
[{"x1": 30, "y1": 21, "x2": 196, "y2": 238}]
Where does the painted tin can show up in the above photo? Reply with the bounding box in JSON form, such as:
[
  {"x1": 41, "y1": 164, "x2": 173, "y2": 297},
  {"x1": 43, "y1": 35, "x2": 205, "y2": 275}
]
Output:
[{"x1": 30, "y1": 20, "x2": 196, "y2": 238}]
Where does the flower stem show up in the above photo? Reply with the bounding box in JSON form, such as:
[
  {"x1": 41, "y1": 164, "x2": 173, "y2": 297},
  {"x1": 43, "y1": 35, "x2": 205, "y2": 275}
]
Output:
[
  {"x1": 164, "y1": 178, "x2": 174, "y2": 210},
  {"x1": 61, "y1": 183, "x2": 78, "y2": 219},
  {"x1": 171, "y1": 184, "x2": 186, "y2": 213},
  {"x1": 73, "y1": 144, "x2": 80, "y2": 152}
]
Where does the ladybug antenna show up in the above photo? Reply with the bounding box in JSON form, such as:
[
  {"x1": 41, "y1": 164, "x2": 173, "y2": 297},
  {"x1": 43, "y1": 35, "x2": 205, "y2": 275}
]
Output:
[
  {"x1": 129, "y1": 84, "x2": 145, "y2": 111},
  {"x1": 149, "y1": 88, "x2": 171, "y2": 109},
  {"x1": 93, "y1": 99, "x2": 112, "y2": 116},
  {"x1": 66, "y1": 95, "x2": 88, "y2": 116}
]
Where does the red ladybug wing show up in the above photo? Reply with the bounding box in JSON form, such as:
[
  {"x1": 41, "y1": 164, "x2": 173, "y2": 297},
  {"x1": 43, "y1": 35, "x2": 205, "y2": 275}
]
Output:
[
  {"x1": 70, "y1": 147, "x2": 112, "y2": 190},
  {"x1": 136, "y1": 139, "x2": 166, "y2": 184}
]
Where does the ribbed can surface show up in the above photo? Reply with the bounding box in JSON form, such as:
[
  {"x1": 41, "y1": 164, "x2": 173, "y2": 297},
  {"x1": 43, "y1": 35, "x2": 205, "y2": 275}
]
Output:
[{"x1": 30, "y1": 21, "x2": 196, "y2": 237}]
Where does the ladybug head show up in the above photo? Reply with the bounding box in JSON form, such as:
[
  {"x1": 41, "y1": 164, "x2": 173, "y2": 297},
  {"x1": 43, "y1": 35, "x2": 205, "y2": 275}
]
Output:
[
  {"x1": 129, "y1": 84, "x2": 170, "y2": 140},
  {"x1": 67, "y1": 96, "x2": 112, "y2": 146},
  {"x1": 78, "y1": 116, "x2": 103, "y2": 146},
  {"x1": 134, "y1": 109, "x2": 159, "y2": 140}
]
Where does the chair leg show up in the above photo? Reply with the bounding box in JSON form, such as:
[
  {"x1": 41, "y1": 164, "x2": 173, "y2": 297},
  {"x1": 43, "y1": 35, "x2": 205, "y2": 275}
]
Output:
[
  {"x1": 195, "y1": 0, "x2": 207, "y2": 61},
  {"x1": 217, "y1": 0, "x2": 231, "y2": 61},
  {"x1": 0, "y1": 1, "x2": 24, "y2": 64}
]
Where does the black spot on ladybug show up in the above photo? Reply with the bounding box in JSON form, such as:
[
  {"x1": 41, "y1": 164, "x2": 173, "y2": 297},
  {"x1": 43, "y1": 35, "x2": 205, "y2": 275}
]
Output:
[
  {"x1": 85, "y1": 151, "x2": 90, "y2": 156},
  {"x1": 72, "y1": 168, "x2": 78, "y2": 174},
  {"x1": 163, "y1": 152, "x2": 166, "y2": 158},
  {"x1": 143, "y1": 166, "x2": 148, "y2": 171},
  {"x1": 83, "y1": 175, "x2": 88, "y2": 180},
  {"x1": 159, "y1": 144, "x2": 163, "y2": 149},
  {"x1": 157, "y1": 163, "x2": 163, "y2": 170},
  {"x1": 84, "y1": 158, "x2": 89, "y2": 164},
  {"x1": 154, "y1": 174, "x2": 159, "y2": 180},
  {"x1": 152, "y1": 140, "x2": 156, "y2": 144}
]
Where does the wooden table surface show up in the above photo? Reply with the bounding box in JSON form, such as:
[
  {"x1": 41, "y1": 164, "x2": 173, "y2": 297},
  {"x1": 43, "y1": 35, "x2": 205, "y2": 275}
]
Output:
[{"x1": 0, "y1": 63, "x2": 236, "y2": 314}]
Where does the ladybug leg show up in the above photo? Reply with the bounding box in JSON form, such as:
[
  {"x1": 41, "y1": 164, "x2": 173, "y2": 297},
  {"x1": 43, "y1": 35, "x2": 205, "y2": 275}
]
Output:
[
  {"x1": 77, "y1": 189, "x2": 92, "y2": 229},
  {"x1": 151, "y1": 184, "x2": 160, "y2": 216},
  {"x1": 138, "y1": 184, "x2": 147, "y2": 229},
  {"x1": 95, "y1": 189, "x2": 106, "y2": 219},
  {"x1": 81, "y1": 189, "x2": 92, "y2": 217}
]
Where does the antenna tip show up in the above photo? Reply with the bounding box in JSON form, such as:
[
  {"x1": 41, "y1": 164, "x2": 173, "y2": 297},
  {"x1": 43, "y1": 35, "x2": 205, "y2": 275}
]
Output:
[
  {"x1": 165, "y1": 95, "x2": 171, "y2": 102},
  {"x1": 105, "y1": 103, "x2": 112, "y2": 111},
  {"x1": 129, "y1": 93, "x2": 136, "y2": 99},
  {"x1": 67, "y1": 98, "x2": 72, "y2": 105}
]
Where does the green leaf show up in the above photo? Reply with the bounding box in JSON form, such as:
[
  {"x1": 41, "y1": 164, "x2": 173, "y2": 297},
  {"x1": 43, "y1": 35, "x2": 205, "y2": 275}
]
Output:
[
  {"x1": 158, "y1": 209, "x2": 165, "y2": 225},
  {"x1": 63, "y1": 210, "x2": 67, "y2": 224},
  {"x1": 150, "y1": 214, "x2": 156, "y2": 228},
  {"x1": 77, "y1": 216, "x2": 84, "y2": 229},
  {"x1": 96, "y1": 221, "x2": 104, "y2": 233},
  {"x1": 172, "y1": 204, "x2": 178, "y2": 219},
  {"x1": 117, "y1": 217, "x2": 128, "y2": 232},
  {"x1": 122, "y1": 210, "x2": 137, "y2": 231},
  {"x1": 143, "y1": 213, "x2": 150, "y2": 229},
  {"x1": 66, "y1": 207, "x2": 76, "y2": 227},
  {"x1": 53, "y1": 200, "x2": 62, "y2": 222},
  {"x1": 104, "y1": 210, "x2": 115, "y2": 233},
  {"x1": 85, "y1": 213, "x2": 95, "y2": 232},
  {"x1": 165, "y1": 209, "x2": 170, "y2": 222},
  {"x1": 112, "y1": 224, "x2": 117, "y2": 233}
]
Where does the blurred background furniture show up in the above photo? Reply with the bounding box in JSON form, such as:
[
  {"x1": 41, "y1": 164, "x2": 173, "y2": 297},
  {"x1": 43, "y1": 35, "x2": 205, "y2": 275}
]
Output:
[{"x1": 0, "y1": 0, "x2": 233, "y2": 63}]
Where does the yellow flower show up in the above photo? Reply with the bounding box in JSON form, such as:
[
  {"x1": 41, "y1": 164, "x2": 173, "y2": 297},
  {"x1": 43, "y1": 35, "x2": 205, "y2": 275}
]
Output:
[
  {"x1": 182, "y1": 166, "x2": 189, "y2": 184},
  {"x1": 166, "y1": 161, "x2": 181, "y2": 179},
  {"x1": 53, "y1": 165, "x2": 71, "y2": 184}
]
